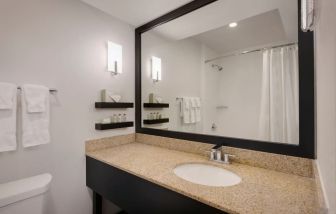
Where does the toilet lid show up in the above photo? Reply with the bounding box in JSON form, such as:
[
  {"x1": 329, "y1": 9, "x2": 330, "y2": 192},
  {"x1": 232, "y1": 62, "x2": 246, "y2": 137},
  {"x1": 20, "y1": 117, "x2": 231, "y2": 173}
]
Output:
[{"x1": 0, "y1": 173, "x2": 52, "y2": 207}]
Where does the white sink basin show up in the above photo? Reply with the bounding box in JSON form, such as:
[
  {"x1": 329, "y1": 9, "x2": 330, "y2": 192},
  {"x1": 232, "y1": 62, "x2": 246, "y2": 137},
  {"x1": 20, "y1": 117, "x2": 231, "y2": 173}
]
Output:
[{"x1": 173, "y1": 163, "x2": 241, "y2": 187}]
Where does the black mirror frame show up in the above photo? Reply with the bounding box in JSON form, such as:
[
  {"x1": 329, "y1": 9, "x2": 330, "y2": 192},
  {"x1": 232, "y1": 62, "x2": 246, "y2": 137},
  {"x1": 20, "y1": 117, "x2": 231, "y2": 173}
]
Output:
[{"x1": 135, "y1": 0, "x2": 315, "y2": 159}]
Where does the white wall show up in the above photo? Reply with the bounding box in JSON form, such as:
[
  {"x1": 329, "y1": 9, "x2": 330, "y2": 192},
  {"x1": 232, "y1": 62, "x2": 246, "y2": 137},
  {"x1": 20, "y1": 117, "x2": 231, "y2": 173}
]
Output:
[
  {"x1": 206, "y1": 52, "x2": 262, "y2": 140},
  {"x1": 0, "y1": 0, "x2": 134, "y2": 213},
  {"x1": 141, "y1": 32, "x2": 203, "y2": 133},
  {"x1": 315, "y1": 0, "x2": 336, "y2": 212},
  {"x1": 200, "y1": 45, "x2": 220, "y2": 134}
]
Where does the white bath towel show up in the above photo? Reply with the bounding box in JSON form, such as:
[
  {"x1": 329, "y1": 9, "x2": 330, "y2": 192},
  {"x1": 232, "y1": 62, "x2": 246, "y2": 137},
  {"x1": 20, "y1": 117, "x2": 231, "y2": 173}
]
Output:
[
  {"x1": 22, "y1": 84, "x2": 50, "y2": 147},
  {"x1": 0, "y1": 83, "x2": 17, "y2": 152},
  {"x1": 194, "y1": 97, "x2": 201, "y2": 122},
  {"x1": 182, "y1": 97, "x2": 191, "y2": 124}
]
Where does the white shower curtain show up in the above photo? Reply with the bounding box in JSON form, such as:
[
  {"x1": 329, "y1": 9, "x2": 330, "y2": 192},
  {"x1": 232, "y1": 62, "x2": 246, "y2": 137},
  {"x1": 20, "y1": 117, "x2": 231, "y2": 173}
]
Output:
[{"x1": 258, "y1": 44, "x2": 299, "y2": 144}]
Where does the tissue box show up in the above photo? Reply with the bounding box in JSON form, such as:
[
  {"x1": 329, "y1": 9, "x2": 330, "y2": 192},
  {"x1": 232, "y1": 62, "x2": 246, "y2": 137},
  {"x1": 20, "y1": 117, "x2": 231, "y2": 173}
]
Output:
[
  {"x1": 101, "y1": 89, "x2": 121, "y2": 102},
  {"x1": 149, "y1": 93, "x2": 162, "y2": 103}
]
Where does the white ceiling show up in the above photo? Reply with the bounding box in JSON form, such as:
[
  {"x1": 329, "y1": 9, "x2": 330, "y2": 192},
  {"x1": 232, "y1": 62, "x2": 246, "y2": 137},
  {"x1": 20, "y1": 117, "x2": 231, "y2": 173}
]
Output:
[
  {"x1": 81, "y1": 0, "x2": 192, "y2": 26},
  {"x1": 193, "y1": 10, "x2": 289, "y2": 54},
  {"x1": 154, "y1": 0, "x2": 297, "y2": 42},
  {"x1": 82, "y1": 0, "x2": 298, "y2": 54}
]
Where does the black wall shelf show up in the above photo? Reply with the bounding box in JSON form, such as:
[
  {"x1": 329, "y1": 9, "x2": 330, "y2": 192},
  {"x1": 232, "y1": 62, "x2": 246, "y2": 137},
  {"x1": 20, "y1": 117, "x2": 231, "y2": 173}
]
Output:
[
  {"x1": 95, "y1": 122, "x2": 134, "y2": 130},
  {"x1": 143, "y1": 103, "x2": 169, "y2": 108},
  {"x1": 143, "y1": 118, "x2": 169, "y2": 125},
  {"x1": 95, "y1": 102, "x2": 134, "y2": 108}
]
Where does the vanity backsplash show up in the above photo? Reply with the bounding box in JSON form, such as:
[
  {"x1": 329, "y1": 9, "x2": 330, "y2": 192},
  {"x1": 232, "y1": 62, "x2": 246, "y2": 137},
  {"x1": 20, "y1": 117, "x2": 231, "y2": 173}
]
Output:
[
  {"x1": 87, "y1": 133, "x2": 313, "y2": 177},
  {"x1": 135, "y1": 134, "x2": 313, "y2": 178}
]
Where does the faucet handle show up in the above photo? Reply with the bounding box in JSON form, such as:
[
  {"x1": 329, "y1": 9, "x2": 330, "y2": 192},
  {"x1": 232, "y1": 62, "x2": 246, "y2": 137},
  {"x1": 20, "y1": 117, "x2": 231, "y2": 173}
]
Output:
[
  {"x1": 209, "y1": 149, "x2": 216, "y2": 160},
  {"x1": 206, "y1": 149, "x2": 217, "y2": 160},
  {"x1": 223, "y1": 153, "x2": 236, "y2": 164},
  {"x1": 211, "y1": 145, "x2": 223, "y2": 161}
]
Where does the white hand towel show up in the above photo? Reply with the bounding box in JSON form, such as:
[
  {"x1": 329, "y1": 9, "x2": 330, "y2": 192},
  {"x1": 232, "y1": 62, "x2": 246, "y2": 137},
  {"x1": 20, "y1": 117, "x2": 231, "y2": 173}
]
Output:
[
  {"x1": 189, "y1": 98, "x2": 196, "y2": 123},
  {"x1": 22, "y1": 84, "x2": 50, "y2": 147},
  {"x1": 0, "y1": 83, "x2": 16, "y2": 109},
  {"x1": 195, "y1": 97, "x2": 201, "y2": 108},
  {"x1": 0, "y1": 83, "x2": 17, "y2": 152},
  {"x1": 179, "y1": 99, "x2": 183, "y2": 117},
  {"x1": 190, "y1": 98, "x2": 197, "y2": 108},
  {"x1": 195, "y1": 97, "x2": 201, "y2": 122},
  {"x1": 22, "y1": 84, "x2": 49, "y2": 113},
  {"x1": 182, "y1": 97, "x2": 191, "y2": 124}
]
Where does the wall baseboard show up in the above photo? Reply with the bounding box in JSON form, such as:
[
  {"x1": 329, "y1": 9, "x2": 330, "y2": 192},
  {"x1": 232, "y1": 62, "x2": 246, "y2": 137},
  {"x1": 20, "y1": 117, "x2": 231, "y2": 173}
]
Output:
[{"x1": 315, "y1": 160, "x2": 329, "y2": 213}]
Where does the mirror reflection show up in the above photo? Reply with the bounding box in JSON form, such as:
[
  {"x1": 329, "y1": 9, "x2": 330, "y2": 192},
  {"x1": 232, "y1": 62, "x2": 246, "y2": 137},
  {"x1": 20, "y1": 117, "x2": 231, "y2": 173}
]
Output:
[{"x1": 141, "y1": 0, "x2": 299, "y2": 145}]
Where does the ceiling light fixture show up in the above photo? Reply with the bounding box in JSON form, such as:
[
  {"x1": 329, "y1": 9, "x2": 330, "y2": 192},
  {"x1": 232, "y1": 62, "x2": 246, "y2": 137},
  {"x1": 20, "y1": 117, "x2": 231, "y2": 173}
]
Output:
[{"x1": 229, "y1": 22, "x2": 238, "y2": 28}]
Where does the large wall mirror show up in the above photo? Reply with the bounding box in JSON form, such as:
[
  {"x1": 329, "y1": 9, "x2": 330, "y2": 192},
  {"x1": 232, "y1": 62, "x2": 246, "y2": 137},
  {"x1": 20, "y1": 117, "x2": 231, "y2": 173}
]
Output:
[{"x1": 135, "y1": 0, "x2": 315, "y2": 158}]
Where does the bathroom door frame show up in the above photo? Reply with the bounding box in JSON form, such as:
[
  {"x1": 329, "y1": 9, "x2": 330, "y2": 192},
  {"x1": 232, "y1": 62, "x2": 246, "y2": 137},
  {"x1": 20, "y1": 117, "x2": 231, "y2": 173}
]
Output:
[{"x1": 135, "y1": 0, "x2": 316, "y2": 159}]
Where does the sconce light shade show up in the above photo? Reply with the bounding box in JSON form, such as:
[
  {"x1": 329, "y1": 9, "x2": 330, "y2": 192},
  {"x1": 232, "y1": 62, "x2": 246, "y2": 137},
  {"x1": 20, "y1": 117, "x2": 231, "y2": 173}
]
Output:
[
  {"x1": 301, "y1": 0, "x2": 315, "y2": 32},
  {"x1": 107, "y1": 41, "x2": 122, "y2": 74},
  {"x1": 151, "y1": 56, "x2": 162, "y2": 82}
]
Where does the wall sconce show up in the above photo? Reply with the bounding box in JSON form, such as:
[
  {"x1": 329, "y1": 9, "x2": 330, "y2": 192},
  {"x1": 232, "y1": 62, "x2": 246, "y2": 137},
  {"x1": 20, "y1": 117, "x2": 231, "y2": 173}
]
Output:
[
  {"x1": 151, "y1": 56, "x2": 162, "y2": 82},
  {"x1": 107, "y1": 41, "x2": 122, "y2": 74},
  {"x1": 301, "y1": 0, "x2": 316, "y2": 32}
]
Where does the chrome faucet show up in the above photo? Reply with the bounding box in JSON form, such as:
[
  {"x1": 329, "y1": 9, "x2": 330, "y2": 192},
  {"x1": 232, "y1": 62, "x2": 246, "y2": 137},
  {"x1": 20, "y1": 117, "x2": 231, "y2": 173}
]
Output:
[{"x1": 209, "y1": 145, "x2": 235, "y2": 164}]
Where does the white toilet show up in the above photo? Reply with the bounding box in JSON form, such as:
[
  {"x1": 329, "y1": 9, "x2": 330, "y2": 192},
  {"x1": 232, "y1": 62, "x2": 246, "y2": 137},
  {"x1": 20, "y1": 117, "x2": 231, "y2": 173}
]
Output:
[{"x1": 0, "y1": 173, "x2": 52, "y2": 214}]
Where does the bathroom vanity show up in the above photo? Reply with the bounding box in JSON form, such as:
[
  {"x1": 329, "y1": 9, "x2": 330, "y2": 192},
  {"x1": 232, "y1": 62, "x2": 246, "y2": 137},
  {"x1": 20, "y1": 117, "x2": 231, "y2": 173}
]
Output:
[
  {"x1": 86, "y1": 136, "x2": 321, "y2": 214},
  {"x1": 86, "y1": 0, "x2": 321, "y2": 213},
  {"x1": 86, "y1": 154, "x2": 224, "y2": 214}
]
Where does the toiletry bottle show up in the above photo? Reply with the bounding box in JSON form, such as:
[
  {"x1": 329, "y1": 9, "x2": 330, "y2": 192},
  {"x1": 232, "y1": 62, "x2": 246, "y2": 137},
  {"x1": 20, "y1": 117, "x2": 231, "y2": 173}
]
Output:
[
  {"x1": 117, "y1": 114, "x2": 122, "y2": 123},
  {"x1": 122, "y1": 114, "x2": 126, "y2": 122},
  {"x1": 112, "y1": 114, "x2": 117, "y2": 123},
  {"x1": 149, "y1": 93, "x2": 154, "y2": 103}
]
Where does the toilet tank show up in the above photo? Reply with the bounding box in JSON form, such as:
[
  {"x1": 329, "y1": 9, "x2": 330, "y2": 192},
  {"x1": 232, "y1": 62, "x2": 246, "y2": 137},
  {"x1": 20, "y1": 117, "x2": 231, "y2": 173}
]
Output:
[{"x1": 0, "y1": 173, "x2": 52, "y2": 214}]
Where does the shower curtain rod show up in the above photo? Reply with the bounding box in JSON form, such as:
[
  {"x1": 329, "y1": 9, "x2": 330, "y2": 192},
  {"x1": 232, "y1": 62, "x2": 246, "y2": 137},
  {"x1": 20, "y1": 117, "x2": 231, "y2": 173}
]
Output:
[{"x1": 204, "y1": 42, "x2": 297, "y2": 63}]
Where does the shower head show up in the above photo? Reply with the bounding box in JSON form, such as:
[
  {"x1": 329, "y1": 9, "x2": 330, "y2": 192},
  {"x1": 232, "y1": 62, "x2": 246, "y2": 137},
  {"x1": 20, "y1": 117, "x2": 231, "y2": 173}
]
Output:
[{"x1": 211, "y1": 64, "x2": 223, "y2": 71}]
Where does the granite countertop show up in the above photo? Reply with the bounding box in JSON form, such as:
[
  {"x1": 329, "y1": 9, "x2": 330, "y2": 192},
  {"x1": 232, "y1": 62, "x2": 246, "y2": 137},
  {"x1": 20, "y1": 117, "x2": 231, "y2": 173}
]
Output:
[{"x1": 86, "y1": 142, "x2": 319, "y2": 214}]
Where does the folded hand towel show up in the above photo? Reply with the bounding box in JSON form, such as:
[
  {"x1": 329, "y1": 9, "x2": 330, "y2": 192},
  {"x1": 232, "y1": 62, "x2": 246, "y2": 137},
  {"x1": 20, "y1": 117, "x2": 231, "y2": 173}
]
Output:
[
  {"x1": 22, "y1": 84, "x2": 50, "y2": 147},
  {"x1": 0, "y1": 83, "x2": 17, "y2": 152},
  {"x1": 189, "y1": 98, "x2": 196, "y2": 123},
  {"x1": 182, "y1": 97, "x2": 191, "y2": 124},
  {"x1": 22, "y1": 85, "x2": 49, "y2": 113},
  {"x1": 195, "y1": 97, "x2": 201, "y2": 122},
  {"x1": 0, "y1": 83, "x2": 16, "y2": 109},
  {"x1": 195, "y1": 97, "x2": 201, "y2": 108},
  {"x1": 190, "y1": 98, "x2": 197, "y2": 108}
]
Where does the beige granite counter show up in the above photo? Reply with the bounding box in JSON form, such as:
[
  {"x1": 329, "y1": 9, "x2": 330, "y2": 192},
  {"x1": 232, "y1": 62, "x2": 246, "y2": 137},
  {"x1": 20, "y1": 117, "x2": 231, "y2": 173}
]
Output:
[{"x1": 86, "y1": 142, "x2": 321, "y2": 214}]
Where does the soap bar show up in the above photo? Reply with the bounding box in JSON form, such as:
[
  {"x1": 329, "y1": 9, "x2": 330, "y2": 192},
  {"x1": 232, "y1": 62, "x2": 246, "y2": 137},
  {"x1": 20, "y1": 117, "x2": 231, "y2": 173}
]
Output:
[{"x1": 101, "y1": 118, "x2": 111, "y2": 124}]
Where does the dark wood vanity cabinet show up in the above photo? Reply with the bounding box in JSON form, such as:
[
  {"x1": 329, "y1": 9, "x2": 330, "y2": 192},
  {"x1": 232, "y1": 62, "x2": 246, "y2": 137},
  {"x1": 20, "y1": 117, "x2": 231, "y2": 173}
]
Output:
[{"x1": 86, "y1": 156, "x2": 226, "y2": 214}]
